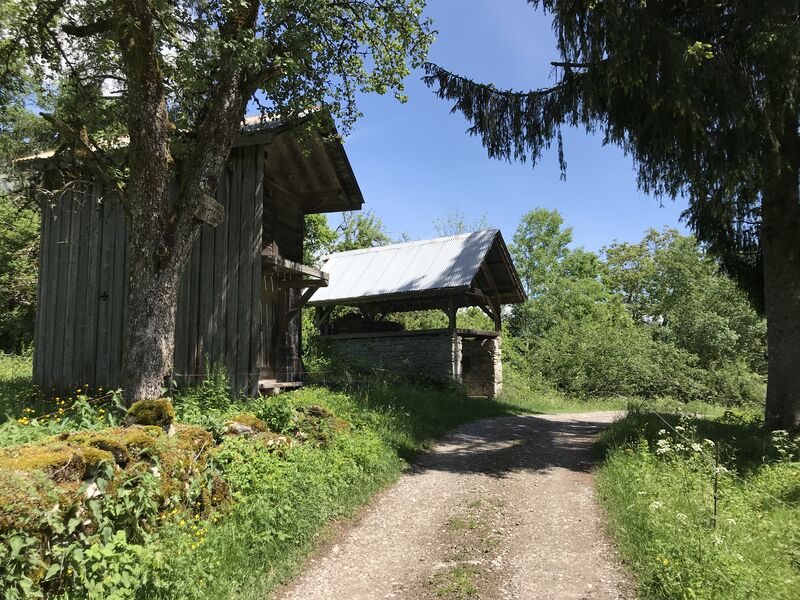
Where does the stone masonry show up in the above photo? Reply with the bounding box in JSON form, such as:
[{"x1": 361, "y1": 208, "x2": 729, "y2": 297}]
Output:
[{"x1": 321, "y1": 329, "x2": 502, "y2": 397}]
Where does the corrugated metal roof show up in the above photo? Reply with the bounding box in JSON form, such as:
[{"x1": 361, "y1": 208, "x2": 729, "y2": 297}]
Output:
[{"x1": 309, "y1": 229, "x2": 500, "y2": 305}]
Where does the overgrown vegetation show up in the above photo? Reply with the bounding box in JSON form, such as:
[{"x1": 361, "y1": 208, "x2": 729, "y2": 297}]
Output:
[
  {"x1": 597, "y1": 408, "x2": 800, "y2": 599},
  {"x1": 0, "y1": 361, "x2": 533, "y2": 599},
  {"x1": 507, "y1": 209, "x2": 766, "y2": 407}
]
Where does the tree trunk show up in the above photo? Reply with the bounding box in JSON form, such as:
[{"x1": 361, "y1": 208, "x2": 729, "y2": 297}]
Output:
[
  {"x1": 762, "y1": 112, "x2": 800, "y2": 432},
  {"x1": 115, "y1": 0, "x2": 193, "y2": 404},
  {"x1": 119, "y1": 225, "x2": 200, "y2": 403},
  {"x1": 114, "y1": 0, "x2": 261, "y2": 403}
]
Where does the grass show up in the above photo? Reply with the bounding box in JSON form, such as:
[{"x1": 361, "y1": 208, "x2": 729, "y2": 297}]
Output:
[
  {"x1": 596, "y1": 408, "x2": 800, "y2": 600},
  {"x1": 430, "y1": 565, "x2": 479, "y2": 598},
  {"x1": 0, "y1": 356, "x2": 778, "y2": 599},
  {"x1": 0, "y1": 354, "x2": 34, "y2": 421}
]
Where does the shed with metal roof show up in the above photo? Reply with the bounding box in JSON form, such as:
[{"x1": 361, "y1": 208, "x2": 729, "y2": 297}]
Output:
[
  {"x1": 308, "y1": 229, "x2": 525, "y2": 329},
  {"x1": 308, "y1": 230, "x2": 526, "y2": 397}
]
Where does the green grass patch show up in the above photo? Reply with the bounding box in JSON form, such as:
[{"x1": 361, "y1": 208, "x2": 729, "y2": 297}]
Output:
[
  {"x1": 429, "y1": 565, "x2": 479, "y2": 598},
  {"x1": 0, "y1": 354, "x2": 34, "y2": 422},
  {"x1": 596, "y1": 408, "x2": 800, "y2": 600}
]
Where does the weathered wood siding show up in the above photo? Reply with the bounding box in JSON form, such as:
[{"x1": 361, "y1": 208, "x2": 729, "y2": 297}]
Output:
[
  {"x1": 173, "y1": 145, "x2": 265, "y2": 394},
  {"x1": 34, "y1": 144, "x2": 276, "y2": 395},
  {"x1": 34, "y1": 179, "x2": 129, "y2": 393}
]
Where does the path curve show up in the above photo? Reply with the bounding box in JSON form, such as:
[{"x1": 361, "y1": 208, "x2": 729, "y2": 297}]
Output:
[{"x1": 277, "y1": 412, "x2": 634, "y2": 600}]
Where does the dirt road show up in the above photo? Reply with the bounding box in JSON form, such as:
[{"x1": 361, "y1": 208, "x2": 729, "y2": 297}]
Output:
[{"x1": 277, "y1": 412, "x2": 634, "y2": 600}]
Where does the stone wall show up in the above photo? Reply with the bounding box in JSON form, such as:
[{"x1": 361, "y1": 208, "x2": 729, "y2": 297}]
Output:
[
  {"x1": 461, "y1": 336, "x2": 502, "y2": 398},
  {"x1": 321, "y1": 329, "x2": 503, "y2": 398},
  {"x1": 321, "y1": 330, "x2": 459, "y2": 381}
]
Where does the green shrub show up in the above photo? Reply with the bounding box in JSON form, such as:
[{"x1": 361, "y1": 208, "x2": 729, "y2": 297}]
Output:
[{"x1": 253, "y1": 396, "x2": 296, "y2": 433}]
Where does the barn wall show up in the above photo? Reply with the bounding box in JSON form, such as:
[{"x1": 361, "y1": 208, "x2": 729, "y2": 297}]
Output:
[
  {"x1": 34, "y1": 144, "x2": 267, "y2": 396},
  {"x1": 259, "y1": 184, "x2": 305, "y2": 382},
  {"x1": 34, "y1": 180, "x2": 129, "y2": 394},
  {"x1": 173, "y1": 144, "x2": 265, "y2": 394}
]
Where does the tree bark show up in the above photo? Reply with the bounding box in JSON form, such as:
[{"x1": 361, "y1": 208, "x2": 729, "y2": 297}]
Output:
[
  {"x1": 115, "y1": 0, "x2": 198, "y2": 403},
  {"x1": 762, "y1": 112, "x2": 800, "y2": 432},
  {"x1": 114, "y1": 0, "x2": 262, "y2": 403}
]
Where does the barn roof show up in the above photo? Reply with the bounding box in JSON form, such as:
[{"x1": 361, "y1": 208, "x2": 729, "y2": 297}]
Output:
[{"x1": 308, "y1": 229, "x2": 526, "y2": 312}]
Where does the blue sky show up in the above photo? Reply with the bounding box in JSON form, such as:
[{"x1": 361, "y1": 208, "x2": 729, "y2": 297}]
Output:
[{"x1": 335, "y1": 0, "x2": 689, "y2": 252}]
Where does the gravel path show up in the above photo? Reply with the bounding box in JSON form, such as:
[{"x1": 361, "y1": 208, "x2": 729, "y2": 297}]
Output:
[{"x1": 277, "y1": 412, "x2": 634, "y2": 600}]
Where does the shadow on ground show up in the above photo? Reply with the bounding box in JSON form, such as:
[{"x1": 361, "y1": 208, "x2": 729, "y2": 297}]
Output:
[{"x1": 408, "y1": 414, "x2": 617, "y2": 479}]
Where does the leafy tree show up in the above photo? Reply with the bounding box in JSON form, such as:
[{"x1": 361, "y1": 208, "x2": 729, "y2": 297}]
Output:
[
  {"x1": 332, "y1": 210, "x2": 392, "y2": 252},
  {"x1": 0, "y1": 196, "x2": 38, "y2": 352},
  {"x1": 432, "y1": 208, "x2": 491, "y2": 236},
  {"x1": 303, "y1": 213, "x2": 337, "y2": 267},
  {"x1": 0, "y1": 83, "x2": 55, "y2": 354},
  {"x1": 4, "y1": 0, "x2": 432, "y2": 402},
  {"x1": 424, "y1": 1, "x2": 798, "y2": 429},
  {"x1": 605, "y1": 229, "x2": 767, "y2": 373},
  {"x1": 511, "y1": 208, "x2": 573, "y2": 296}
]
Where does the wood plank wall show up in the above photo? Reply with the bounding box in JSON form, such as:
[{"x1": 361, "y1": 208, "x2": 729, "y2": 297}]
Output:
[
  {"x1": 34, "y1": 179, "x2": 129, "y2": 394},
  {"x1": 173, "y1": 144, "x2": 265, "y2": 394},
  {"x1": 34, "y1": 144, "x2": 276, "y2": 396}
]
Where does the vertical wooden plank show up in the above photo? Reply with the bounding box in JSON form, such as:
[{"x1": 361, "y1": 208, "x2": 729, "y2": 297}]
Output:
[
  {"x1": 51, "y1": 191, "x2": 72, "y2": 393},
  {"x1": 185, "y1": 224, "x2": 200, "y2": 378},
  {"x1": 120, "y1": 202, "x2": 129, "y2": 379},
  {"x1": 236, "y1": 147, "x2": 255, "y2": 392},
  {"x1": 225, "y1": 149, "x2": 242, "y2": 390},
  {"x1": 33, "y1": 184, "x2": 51, "y2": 387},
  {"x1": 43, "y1": 195, "x2": 62, "y2": 392},
  {"x1": 73, "y1": 187, "x2": 92, "y2": 386},
  {"x1": 82, "y1": 186, "x2": 103, "y2": 387},
  {"x1": 95, "y1": 195, "x2": 115, "y2": 387},
  {"x1": 107, "y1": 199, "x2": 126, "y2": 388},
  {"x1": 62, "y1": 185, "x2": 83, "y2": 388},
  {"x1": 210, "y1": 165, "x2": 230, "y2": 363},
  {"x1": 196, "y1": 220, "x2": 215, "y2": 375},
  {"x1": 249, "y1": 146, "x2": 265, "y2": 394},
  {"x1": 174, "y1": 262, "x2": 188, "y2": 384}
]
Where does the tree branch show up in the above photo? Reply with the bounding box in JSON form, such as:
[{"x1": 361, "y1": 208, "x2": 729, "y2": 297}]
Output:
[{"x1": 61, "y1": 18, "x2": 112, "y2": 37}]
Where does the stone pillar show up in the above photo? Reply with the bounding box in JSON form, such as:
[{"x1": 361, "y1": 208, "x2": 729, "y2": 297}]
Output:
[{"x1": 489, "y1": 336, "x2": 502, "y2": 398}]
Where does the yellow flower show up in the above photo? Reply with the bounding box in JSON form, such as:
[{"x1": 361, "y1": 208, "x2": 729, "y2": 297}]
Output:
[
  {"x1": 179, "y1": 519, "x2": 186, "y2": 526},
  {"x1": 662, "y1": 558, "x2": 670, "y2": 567}
]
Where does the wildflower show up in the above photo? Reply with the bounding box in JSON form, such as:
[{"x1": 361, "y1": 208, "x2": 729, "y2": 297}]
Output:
[
  {"x1": 648, "y1": 501, "x2": 663, "y2": 511},
  {"x1": 662, "y1": 558, "x2": 669, "y2": 567},
  {"x1": 179, "y1": 519, "x2": 186, "y2": 526},
  {"x1": 67, "y1": 567, "x2": 73, "y2": 575}
]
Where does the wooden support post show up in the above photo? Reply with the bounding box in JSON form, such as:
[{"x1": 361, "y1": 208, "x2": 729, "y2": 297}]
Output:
[
  {"x1": 491, "y1": 297, "x2": 502, "y2": 332},
  {"x1": 447, "y1": 296, "x2": 457, "y2": 330}
]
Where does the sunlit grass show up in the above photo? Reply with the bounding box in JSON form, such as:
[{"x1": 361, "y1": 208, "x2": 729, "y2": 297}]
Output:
[{"x1": 596, "y1": 409, "x2": 800, "y2": 600}]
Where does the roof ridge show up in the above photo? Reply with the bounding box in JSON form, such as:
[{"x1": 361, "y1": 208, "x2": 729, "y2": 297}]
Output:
[{"x1": 322, "y1": 228, "x2": 499, "y2": 259}]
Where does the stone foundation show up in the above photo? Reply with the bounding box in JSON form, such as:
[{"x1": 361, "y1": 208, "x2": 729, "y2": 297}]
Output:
[{"x1": 320, "y1": 329, "x2": 502, "y2": 397}]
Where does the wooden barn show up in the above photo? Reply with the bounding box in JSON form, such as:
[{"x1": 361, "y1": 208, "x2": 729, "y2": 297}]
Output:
[
  {"x1": 31, "y1": 116, "x2": 363, "y2": 395},
  {"x1": 308, "y1": 230, "x2": 526, "y2": 397}
]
